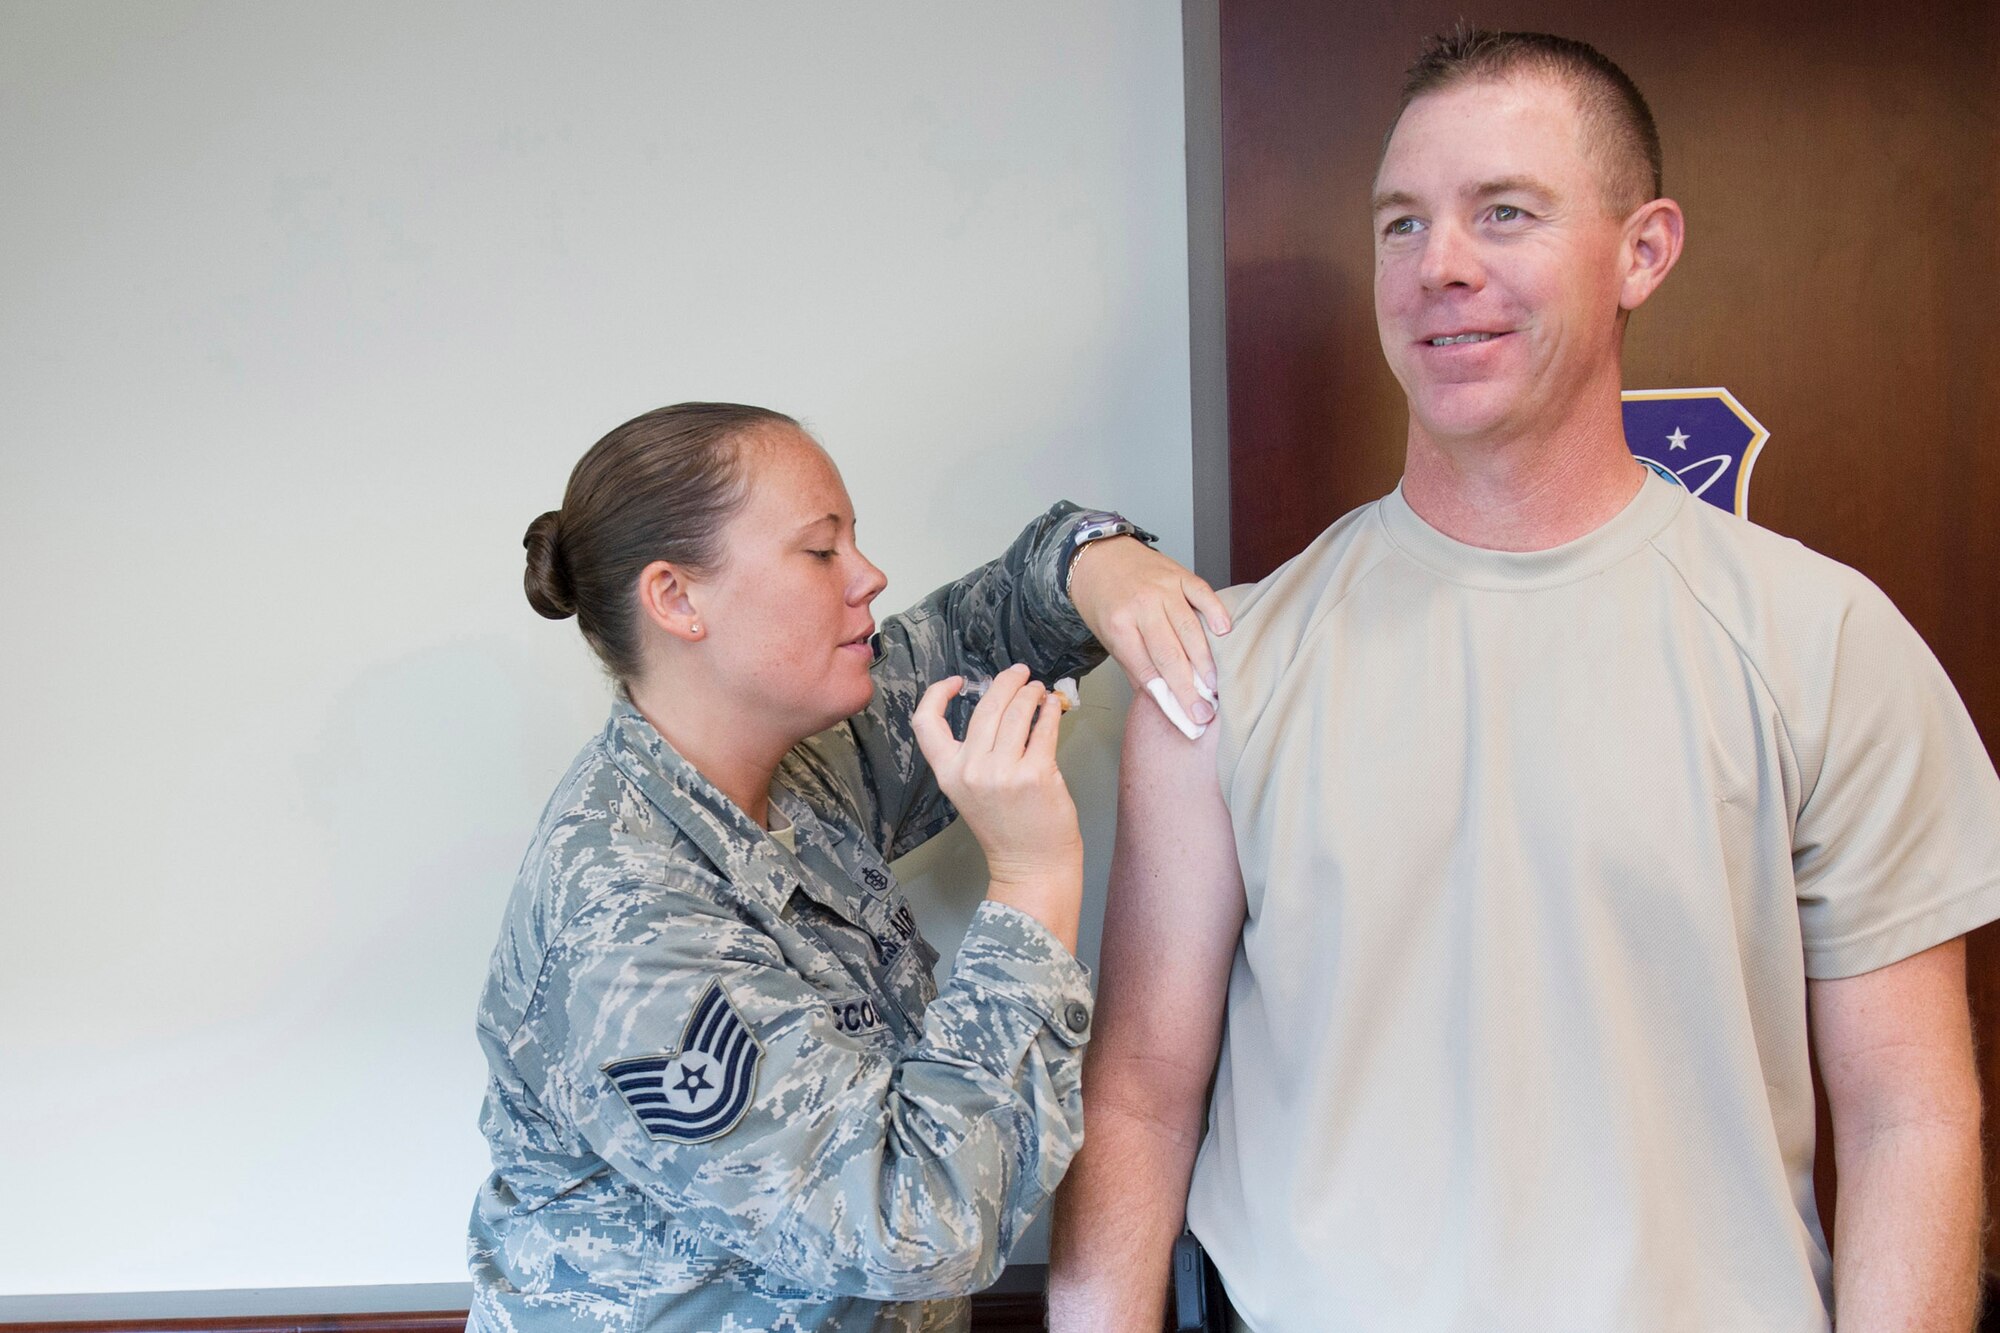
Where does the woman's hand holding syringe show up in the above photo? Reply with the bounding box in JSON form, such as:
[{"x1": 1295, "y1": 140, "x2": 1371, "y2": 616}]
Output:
[{"x1": 910, "y1": 664, "x2": 1085, "y2": 954}]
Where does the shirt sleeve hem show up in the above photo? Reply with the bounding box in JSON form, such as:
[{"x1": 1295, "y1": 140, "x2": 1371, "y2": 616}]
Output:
[
  {"x1": 950, "y1": 900, "x2": 1094, "y2": 1041},
  {"x1": 1803, "y1": 878, "x2": 2000, "y2": 979}
]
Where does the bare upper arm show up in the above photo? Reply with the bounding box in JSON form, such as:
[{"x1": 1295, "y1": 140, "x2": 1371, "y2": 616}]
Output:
[
  {"x1": 1090, "y1": 691, "x2": 1247, "y2": 1112},
  {"x1": 1809, "y1": 937, "x2": 1978, "y2": 1132}
]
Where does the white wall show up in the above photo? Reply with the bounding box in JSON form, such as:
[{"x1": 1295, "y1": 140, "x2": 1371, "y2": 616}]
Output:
[{"x1": 0, "y1": 1, "x2": 1190, "y2": 1295}]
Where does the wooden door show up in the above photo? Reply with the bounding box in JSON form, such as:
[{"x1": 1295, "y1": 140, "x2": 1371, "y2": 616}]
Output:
[{"x1": 1210, "y1": 0, "x2": 2000, "y2": 1272}]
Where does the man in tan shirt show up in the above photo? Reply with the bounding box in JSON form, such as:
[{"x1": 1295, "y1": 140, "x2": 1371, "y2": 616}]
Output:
[{"x1": 1049, "y1": 30, "x2": 1997, "y2": 1333}]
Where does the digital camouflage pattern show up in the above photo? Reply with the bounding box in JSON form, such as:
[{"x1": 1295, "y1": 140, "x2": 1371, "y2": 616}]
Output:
[{"x1": 469, "y1": 502, "x2": 1107, "y2": 1333}]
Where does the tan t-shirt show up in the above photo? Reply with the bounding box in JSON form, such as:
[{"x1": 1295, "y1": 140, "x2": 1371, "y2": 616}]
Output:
[{"x1": 1192, "y1": 474, "x2": 2000, "y2": 1332}]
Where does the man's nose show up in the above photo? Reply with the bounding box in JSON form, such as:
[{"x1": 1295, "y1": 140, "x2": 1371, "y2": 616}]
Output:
[{"x1": 1418, "y1": 221, "x2": 1483, "y2": 291}]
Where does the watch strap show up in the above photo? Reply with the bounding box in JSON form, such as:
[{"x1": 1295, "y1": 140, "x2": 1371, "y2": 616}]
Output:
[{"x1": 1061, "y1": 510, "x2": 1159, "y2": 600}]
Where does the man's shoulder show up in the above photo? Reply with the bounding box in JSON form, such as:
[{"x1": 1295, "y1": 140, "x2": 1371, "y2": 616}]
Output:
[
  {"x1": 1216, "y1": 496, "x2": 1393, "y2": 644},
  {"x1": 1644, "y1": 500, "x2": 1950, "y2": 776},
  {"x1": 1649, "y1": 497, "x2": 1892, "y2": 638}
]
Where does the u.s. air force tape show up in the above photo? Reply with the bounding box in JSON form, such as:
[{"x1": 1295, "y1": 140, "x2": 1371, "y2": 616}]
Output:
[{"x1": 603, "y1": 980, "x2": 764, "y2": 1144}]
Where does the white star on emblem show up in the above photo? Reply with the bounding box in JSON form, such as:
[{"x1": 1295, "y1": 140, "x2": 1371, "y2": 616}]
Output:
[{"x1": 1666, "y1": 427, "x2": 1689, "y2": 450}]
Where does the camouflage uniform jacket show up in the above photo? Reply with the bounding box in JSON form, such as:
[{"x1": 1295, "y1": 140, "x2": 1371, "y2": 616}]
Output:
[{"x1": 469, "y1": 501, "x2": 1107, "y2": 1333}]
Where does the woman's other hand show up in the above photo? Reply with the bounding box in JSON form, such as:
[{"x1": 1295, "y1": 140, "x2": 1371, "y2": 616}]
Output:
[
  {"x1": 910, "y1": 665, "x2": 1084, "y2": 952},
  {"x1": 1066, "y1": 537, "x2": 1229, "y2": 738}
]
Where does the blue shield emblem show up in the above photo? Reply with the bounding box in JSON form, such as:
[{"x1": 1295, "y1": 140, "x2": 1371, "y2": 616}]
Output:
[
  {"x1": 1622, "y1": 388, "x2": 1770, "y2": 518},
  {"x1": 603, "y1": 981, "x2": 763, "y2": 1143}
]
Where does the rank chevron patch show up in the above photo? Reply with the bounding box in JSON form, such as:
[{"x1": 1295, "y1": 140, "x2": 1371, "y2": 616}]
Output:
[{"x1": 603, "y1": 980, "x2": 764, "y2": 1144}]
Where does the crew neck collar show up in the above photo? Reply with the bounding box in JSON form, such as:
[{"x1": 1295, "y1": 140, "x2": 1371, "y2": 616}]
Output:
[{"x1": 1378, "y1": 470, "x2": 1686, "y2": 591}]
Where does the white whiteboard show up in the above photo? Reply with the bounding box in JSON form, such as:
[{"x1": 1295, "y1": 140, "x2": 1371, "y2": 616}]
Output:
[{"x1": 0, "y1": 0, "x2": 1192, "y2": 1296}]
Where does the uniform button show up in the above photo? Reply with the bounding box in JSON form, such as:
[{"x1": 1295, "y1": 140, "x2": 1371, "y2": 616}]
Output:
[{"x1": 1063, "y1": 1001, "x2": 1090, "y2": 1034}]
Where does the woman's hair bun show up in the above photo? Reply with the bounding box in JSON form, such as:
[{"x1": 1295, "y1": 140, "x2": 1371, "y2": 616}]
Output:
[
  {"x1": 528, "y1": 403, "x2": 797, "y2": 676},
  {"x1": 523, "y1": 510, "x2": 577, "y2": 620}
]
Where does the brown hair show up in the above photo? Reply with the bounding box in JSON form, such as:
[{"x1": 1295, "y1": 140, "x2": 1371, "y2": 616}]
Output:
[
  {"x1": 524, "y1": 402, "x2": 799, "y2": 680},
  {"x1": 1393, "y1": 28, "x2": 1662, "y2": 214}
]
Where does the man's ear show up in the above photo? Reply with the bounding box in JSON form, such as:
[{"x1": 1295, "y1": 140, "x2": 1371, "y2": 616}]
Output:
[
  {"x1": 635, "y1": 559, "x2": 705, "y2": 642},
  {"x1": 1618, "y1": 196, "x2": 1685, "y2": 312}
]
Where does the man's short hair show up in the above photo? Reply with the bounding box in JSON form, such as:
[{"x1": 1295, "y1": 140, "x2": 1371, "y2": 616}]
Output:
[{"x1": 1394, "y1": 28, "x2": 1663, "y2": 215}]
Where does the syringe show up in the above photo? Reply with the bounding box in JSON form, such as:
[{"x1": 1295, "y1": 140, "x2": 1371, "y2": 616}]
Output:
[
  {"x1": 955, "y1": 672, "x2": 1211, "y2": 739},
  {"x1": 958, "y1": 674, "x2": 1082, "y2": 712}
]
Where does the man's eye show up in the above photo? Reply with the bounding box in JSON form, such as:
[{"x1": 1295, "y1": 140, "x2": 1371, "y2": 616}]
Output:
[
  {"x1": 807, "y1": 549, "x2": 835, "y2": 561},
  {"x1": 1493, "y1": 204, "x2": 1525, "y2": 222},
  {"x1": 1386, "y1": 216, "x2": 1422, "y2": 237}
]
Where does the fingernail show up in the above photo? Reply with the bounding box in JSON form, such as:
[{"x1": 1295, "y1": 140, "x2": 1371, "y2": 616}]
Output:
[
  {"x1": 1194, "y1": 675, "x2": 1218, "y2": 704},
  {"x1": 1146, "y1": 678, "x2": 1206, "y2": 740},
  {"x1": 1192, "y1": 698, "x2": 1216, "y2": 725}
]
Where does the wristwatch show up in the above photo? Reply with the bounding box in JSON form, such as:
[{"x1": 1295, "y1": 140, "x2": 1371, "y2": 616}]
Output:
[{"x1": 1062, "y1": 510, "x2": 1160, "y2": 599}]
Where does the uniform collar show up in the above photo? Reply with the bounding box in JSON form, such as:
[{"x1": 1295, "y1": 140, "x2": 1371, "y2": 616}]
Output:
[
  {"x1": 601, "y1": 698, "x2": 805, "y2": 921},
  {"x1": 767, "y1": 783, "x2": 881, "y2": 928},
  {"x1": 602, "y1": 699, "x2": 882, "y2": 929}
]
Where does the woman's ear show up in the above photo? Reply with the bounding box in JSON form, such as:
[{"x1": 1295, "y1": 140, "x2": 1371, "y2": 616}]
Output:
[{"x1": 636, "y1": 560, "x2": 706, "y2": 642}]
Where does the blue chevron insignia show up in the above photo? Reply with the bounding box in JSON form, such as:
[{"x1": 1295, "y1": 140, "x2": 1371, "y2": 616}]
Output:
[{"x1": 602, "y1": 980, "x2": 763, "y2": 1144}]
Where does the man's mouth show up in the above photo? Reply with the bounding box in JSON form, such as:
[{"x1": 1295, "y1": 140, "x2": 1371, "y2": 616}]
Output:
[{"x1": 1426, "y1": 332, "x2": 1501, "y2": 346}]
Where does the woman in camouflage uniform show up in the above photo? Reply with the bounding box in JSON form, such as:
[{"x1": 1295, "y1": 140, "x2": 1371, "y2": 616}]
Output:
[{"x1": 468, "y1": 402, "x2": 1226, "y2": 1332}]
